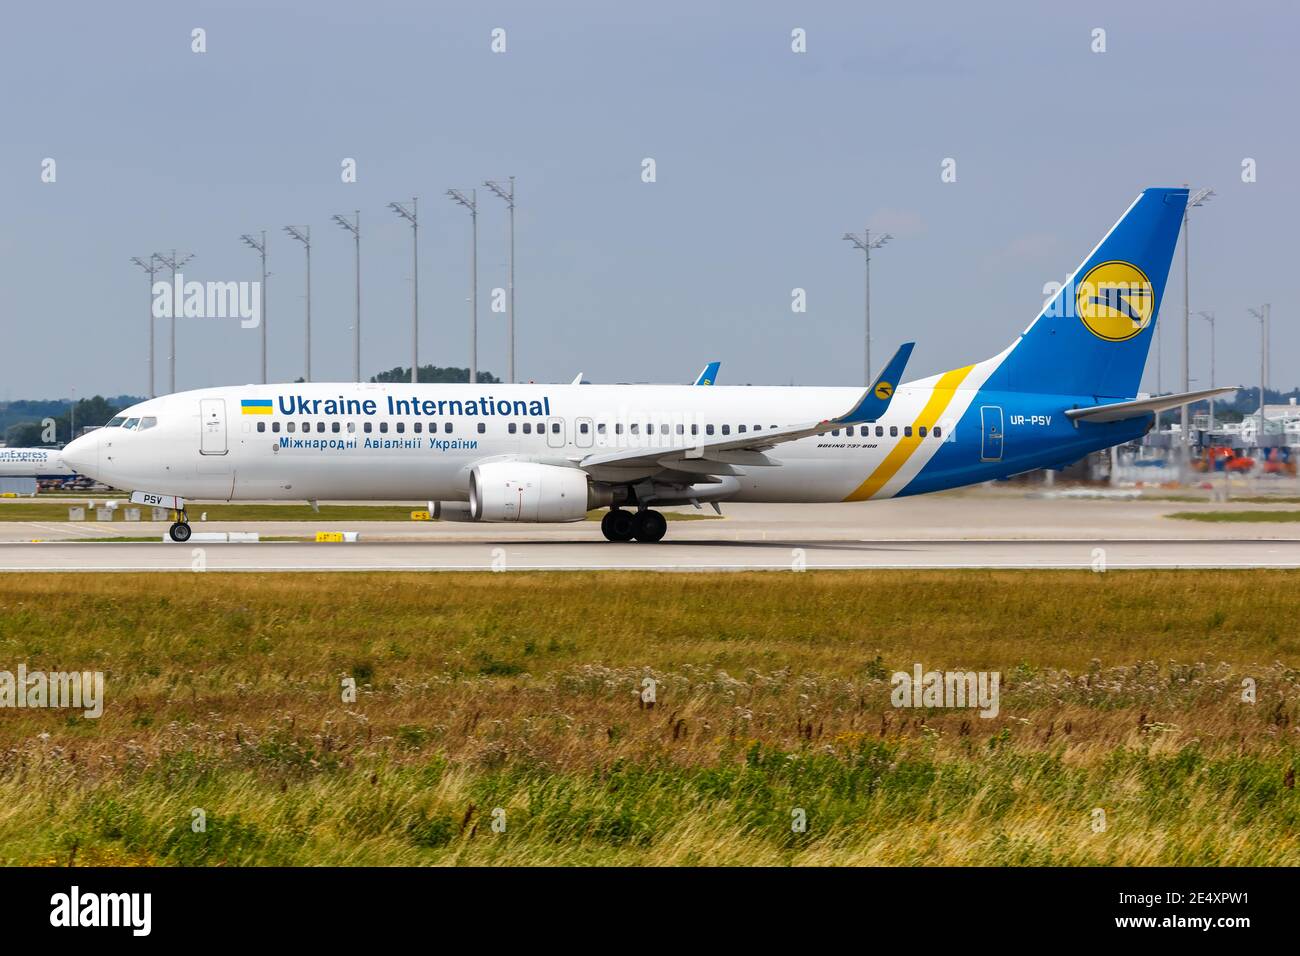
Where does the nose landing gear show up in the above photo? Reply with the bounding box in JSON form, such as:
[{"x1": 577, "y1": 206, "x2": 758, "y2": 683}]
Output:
[{"x1": 168, "y1": 510, "x2": 192, "y2": 543}]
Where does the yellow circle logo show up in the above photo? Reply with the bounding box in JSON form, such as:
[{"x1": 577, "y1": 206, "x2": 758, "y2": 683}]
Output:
[
  {"x1": 1075, "y1": 260, "x2": 1154, "y2": 342},
  {"x1": 875, "y1": 381, "x2": 893, "y2": 399}
]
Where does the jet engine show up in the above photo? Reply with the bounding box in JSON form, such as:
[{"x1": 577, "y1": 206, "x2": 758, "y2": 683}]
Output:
[{"x1": 468, "y1": 462, "x2": 606, "y2": 522}]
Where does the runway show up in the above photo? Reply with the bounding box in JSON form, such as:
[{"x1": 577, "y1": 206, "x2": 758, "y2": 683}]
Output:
[{"x1": 2, "y1": 537, "x2": 1298, "y2": 571}]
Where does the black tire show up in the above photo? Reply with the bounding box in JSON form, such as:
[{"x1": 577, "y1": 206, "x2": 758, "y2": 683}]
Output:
[
  {"x1": 632, "y1": 509, "x2": 667, "y2": 543},
  {"x1": 169, "y1": 522, "x2": 192, "y2": 543},
  {"x1": 601, "y1": 509, "x2": 636, "y2": 542}
]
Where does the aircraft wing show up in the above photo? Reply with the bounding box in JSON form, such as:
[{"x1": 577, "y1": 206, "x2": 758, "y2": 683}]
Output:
[
  {"x1": 1064, "y1": 386, "x2": 1236, "y2": 423},
  {"x1": 579, "y1": 343, "x2": 914, "y2": 477}
]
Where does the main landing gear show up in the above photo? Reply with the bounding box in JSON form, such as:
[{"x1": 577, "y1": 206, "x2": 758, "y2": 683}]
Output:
[
  {"x1": 600, "y1": 507, "x2": 667, "y2": 543},
  {"x1": 168, "y1": 510, "x2": 192, "y2": 543}
]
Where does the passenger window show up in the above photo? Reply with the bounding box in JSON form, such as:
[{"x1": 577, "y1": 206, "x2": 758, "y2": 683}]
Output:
[
  {"x1": 831, "y1": 429, "x2": 840, "y2": 437},
  {"x1": 508, "y1": 423, "x2": 517, "y2": 434},
  {"x1": 933, "y1": 426, "x2": 942, "y2": 438},
  {"x1": 904, "y1": 426, "x2": 913, "y2": 438},
  {"x1": 918, "y1": 426, "x2": 927, "y2": 438},
  {"x1": 691, "y1": 424, "x2": 699, "y2": 436},
  {"x1": 331, "y1": 421, "x2": 340, "y2": 433},
  {"x1": 477, "y1": 422, "x2": 486, "y2": 434},
  {"x1": 287, "y1": 422, "x2": 296, "y2": 433},
  {"x1": 754, "y1": 425, "x2": 761, "y2": 431},
  {"x1": 889, "y1": 426, "x2": 898, "y2": 437},
  {"x1": 675, "y1": 424, "x2": 684, "y2": 435},
  {"x1": 257, "y1": 421, "x2": 266, "y2": 433},
  {"x1": 660, "y1": 424, "x2": 669, "y2": 435},
  {"x1": 579, "y1": 422, "x2": 589, "y2": 434},
  {"x1": 302, "y1": 422, "x2": 309, "y2": 432},
  {"x1": 597, "y1": 423, "x2": 607, "y2": 435},
  {"x1": 364, "y1": 422, "x2": 372, "y2": 433},
  {"x1": 317, "y1": 422, "x2": 326, "y2": 433},
  {"x1": 396, "y1": 422, "x2": 405, "y2": 434},
  {"x1": 630, "y1": 424, "x2": 639, "y2": 435},
  {"x1": 523, "y1": 422, "x2": 532, "y2": 434},
  {"x1": 706, "y1": 424, "x2": 715, "y2": 435},
  {"x1": 552, "y1": 423, "x2": 560, "y2": 434},
  {"x1": 615, "y1": 424, "x2": 623, "y2": 435},
  {"x1": 379, "y1": 422, "x2": 389, "y2": 434},
  {"x1": 845, "y1": 426, "x2": 854, "y2": 437},
  {"x1": 876, "y1": 426, "x2": 884, "y2": 437},
  {"x1": 347, "y1": 422, "x2": 355, "y2": 433},
  {"x1": 738, "y1": 424, "x2": 747, "y2": 433},
  {"x1": 272, "y1": 422, "x2": 281, "y2": 433},
  {"x1": 445, "y1": 423, "x2": 453, "y2": 434}
]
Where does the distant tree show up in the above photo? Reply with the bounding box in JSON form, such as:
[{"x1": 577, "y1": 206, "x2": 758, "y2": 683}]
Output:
[
  {"x1": 1, "y1": 395, "x2": 139, "y2": 446},
  {"x1": 5, "y1": 422, "x2": 45, "y2": 446},
  {"x1": 371, "y1": 364, "x2": 501, "y2": 385}
]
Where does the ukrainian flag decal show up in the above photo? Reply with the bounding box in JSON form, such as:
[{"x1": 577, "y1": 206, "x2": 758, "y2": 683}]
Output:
[{"x1": 241, "y1": 399, "x2": 273, "y2": 415}]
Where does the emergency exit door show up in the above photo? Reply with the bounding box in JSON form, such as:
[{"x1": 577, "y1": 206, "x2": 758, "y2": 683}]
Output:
[{"x1": 200, "y1": 398, "x2": 228, "y2": 455}]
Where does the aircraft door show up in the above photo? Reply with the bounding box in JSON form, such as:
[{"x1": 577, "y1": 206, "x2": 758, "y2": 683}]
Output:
[
  {"x1": 980, "y1": 406, "x2": 1003, "y2": 462},
  {"x1": 200, "y1": 398, "x2": 228, "y2": 455},
  {"x1": 575, "y1": 417, "x2": 594, "y2": 448},
  {"x1": 546, "y1": 416, "x2": 566, "y2": 449}
]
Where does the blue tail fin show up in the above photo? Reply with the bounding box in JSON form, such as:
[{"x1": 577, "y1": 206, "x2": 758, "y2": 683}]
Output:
[{"x1": 984, "y1": 187, "x2": 1188, "y2": 400}]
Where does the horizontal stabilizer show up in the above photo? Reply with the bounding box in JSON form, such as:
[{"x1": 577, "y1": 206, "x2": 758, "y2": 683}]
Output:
[
  {"x1": 1065, "y1": 386, "x2": 1237, "y2": 424},
  {"x1": 833, "y1": 342, "x2": 915, "y2": 424}
]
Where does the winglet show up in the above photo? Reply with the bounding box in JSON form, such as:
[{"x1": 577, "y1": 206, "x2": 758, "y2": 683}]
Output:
[
  {"x1": 693, "y1": 361, "x2": 721, "y2": 386},
  {"x1": 833, "y1": 342, "x2": 915, "y2": 424}
]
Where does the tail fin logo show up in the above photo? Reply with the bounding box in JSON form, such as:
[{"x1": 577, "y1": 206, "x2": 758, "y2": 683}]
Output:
[
  {"x1": 1075, "y1": 261, "x2": 1154, "y2": 342},
  {"x1": 875, "y1": 381, "x2": 894, "y2": 399}
]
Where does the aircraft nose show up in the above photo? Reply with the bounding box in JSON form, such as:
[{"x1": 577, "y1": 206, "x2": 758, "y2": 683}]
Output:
[{"x1": 61, "y1": 431, "x2": 101, "y2": 478}]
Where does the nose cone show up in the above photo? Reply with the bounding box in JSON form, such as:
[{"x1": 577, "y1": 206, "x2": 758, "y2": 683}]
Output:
[{"x1": 61, "y1": 431, "x2": 101, "y2": 478}]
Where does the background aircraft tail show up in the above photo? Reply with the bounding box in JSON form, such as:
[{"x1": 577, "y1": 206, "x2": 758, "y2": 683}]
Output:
[{"x1": 982, "y1": 186, "x2": 1188, "y2": 400}]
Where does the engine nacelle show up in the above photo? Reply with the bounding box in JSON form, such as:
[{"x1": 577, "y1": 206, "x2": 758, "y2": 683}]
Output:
[{"x1": 469, "y1": 462, "x2": 594, "y2": 522}]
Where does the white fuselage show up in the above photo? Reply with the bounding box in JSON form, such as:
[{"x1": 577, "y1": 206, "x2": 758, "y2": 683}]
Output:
[{"x1": 60, "y1": 377, "x2": 994, "y2": 506}]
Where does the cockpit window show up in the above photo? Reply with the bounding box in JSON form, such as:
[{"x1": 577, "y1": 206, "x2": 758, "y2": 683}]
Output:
[
  {"x1": 138, "y1": 417, "x2": 158, "y2": 430},
  {"x1": 106, "y1": 416, "x2": 126, "y2": 427},
  {"x1": 123, "y1": 418, "x2": 140, "y2": 430}
]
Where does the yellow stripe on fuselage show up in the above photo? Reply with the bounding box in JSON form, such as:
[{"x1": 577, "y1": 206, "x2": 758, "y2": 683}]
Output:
[{"x1": 843, "y1": 364, "x2": 975, "y2": 502}]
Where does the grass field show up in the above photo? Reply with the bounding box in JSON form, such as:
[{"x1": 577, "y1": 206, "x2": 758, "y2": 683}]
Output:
[
  {"x1": 1168, "y1": 510, "x2": 1300, "y2": 523},
  {"x1": 0, "y1": 570, "x2": 1297, "y2": 866}
]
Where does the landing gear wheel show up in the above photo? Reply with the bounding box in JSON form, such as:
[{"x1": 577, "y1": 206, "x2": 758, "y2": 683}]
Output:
[
  {"x1": 601, "y1": 509, "x2": 636, "y2": 542},
  {"x1": 632, "y1": 509, "x2": 667, "y2": 543},
  {"x1": 168, "y1": 521, "x2": 192, "y2": 543}
]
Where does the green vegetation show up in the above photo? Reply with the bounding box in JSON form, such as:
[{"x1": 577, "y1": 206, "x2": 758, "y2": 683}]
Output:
[
  {"x1": 371, "y1": 364, "x2": 501, "y2": 385},
  {"x1": 0, "y1": 570, "x2": 1296, "y2": 865},
  {"x1": 1168, "y1": 510, "x2": 1300, "y2": 523},
  {"x1": 2, "y1": 395, "x2": 142, "y2": 447}
]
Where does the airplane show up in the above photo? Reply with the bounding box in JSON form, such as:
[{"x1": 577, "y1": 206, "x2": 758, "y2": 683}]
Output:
[
  {"x1": 62, "y1": 187, "x2": 1231, "y2": 544},
  {"x1": 568, "y1": 361, "x2": 718, "y2": 386},
  {"x1": 0, "y1": 447, "x2": 76, "y2": 478}
]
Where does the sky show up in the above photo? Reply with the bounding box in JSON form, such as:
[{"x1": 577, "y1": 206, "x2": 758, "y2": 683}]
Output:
[{"x1": 1, "y1": 0, "x2": 1295, "y2": 400}]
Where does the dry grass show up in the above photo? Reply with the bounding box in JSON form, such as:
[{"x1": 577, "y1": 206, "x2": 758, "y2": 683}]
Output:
[{"x1": 0, "y1": 570, "x2": 1297, "y2": 865}]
